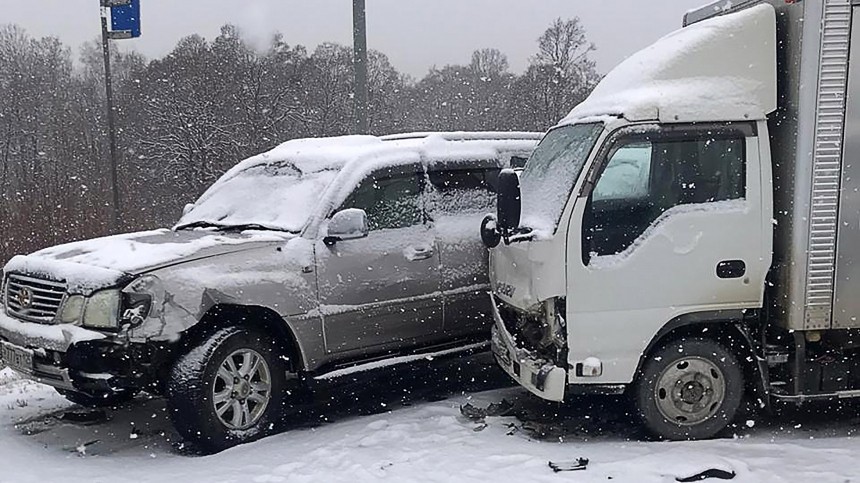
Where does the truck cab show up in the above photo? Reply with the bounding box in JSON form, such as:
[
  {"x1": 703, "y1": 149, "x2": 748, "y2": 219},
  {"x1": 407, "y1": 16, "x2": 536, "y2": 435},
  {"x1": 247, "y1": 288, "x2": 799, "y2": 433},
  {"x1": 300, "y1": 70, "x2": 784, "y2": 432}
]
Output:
[{"x1": 486, "y1": 1, "x2": 860, "y2": 440}]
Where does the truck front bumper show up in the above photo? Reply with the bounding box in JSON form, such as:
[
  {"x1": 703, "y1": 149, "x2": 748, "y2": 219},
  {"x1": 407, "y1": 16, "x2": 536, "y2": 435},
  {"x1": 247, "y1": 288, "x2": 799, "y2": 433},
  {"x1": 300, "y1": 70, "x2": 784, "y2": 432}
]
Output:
[{"x1": 491, "y1": 300, "x2": 566, "y2": 402}]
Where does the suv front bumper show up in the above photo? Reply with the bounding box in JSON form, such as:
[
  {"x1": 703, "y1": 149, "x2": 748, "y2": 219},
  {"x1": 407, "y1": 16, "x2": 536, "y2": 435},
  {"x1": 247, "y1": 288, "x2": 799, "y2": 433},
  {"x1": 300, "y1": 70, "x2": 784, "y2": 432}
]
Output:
[
  {"x1": 490, "y1": 299, "x2": 566, "y2": 402},
  {"x1": 0, "y1": 310, "x2": 143, "y2": 394}
]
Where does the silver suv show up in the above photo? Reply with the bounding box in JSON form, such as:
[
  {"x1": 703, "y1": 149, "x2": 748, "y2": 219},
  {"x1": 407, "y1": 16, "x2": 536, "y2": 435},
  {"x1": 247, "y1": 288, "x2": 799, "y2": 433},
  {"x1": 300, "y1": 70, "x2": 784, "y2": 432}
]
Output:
[{"x1": 0, "y1": 132, "x2": 539, "y2": 451}]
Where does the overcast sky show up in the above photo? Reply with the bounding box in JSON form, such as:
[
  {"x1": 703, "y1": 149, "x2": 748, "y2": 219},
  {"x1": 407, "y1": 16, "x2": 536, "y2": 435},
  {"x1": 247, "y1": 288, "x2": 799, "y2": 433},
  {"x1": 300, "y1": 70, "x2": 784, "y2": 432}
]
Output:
[{"x1": 3, "y1": 0, "x2": 707, "y2": 77}]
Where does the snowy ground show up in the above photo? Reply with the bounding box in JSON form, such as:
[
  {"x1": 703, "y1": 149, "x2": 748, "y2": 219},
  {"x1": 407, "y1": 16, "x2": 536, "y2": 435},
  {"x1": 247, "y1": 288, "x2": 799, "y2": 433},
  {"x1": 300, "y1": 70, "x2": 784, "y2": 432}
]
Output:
[{"x1": 3, "y1": 359, "x2": 860, "y2": 483}]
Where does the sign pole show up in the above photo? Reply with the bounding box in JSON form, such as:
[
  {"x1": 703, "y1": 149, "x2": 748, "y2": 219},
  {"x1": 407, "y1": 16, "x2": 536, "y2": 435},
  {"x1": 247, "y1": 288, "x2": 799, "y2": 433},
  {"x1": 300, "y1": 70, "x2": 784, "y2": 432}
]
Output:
[
  {"x1": 101, "y1": 9, "x2": 121, "y2": 232},
  {"x1": 353, "y1": 0, "x2": 369, "y2": 134}
]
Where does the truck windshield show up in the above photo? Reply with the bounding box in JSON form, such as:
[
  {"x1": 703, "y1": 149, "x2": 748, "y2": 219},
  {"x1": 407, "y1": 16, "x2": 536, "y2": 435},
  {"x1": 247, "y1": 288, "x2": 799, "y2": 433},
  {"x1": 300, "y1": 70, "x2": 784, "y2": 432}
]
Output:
[
  {"x1": 176, "y1": 161, "x2": 339, "y2": 233},
  {"x1": 520, "y1": 123, "x2": 604, "y2": 235}
]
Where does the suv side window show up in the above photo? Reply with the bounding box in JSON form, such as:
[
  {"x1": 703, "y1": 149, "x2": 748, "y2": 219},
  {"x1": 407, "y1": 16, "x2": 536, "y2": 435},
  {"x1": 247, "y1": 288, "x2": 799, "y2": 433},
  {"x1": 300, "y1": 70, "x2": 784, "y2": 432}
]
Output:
[
  {"x1": 584, "y1": 130, "x2": 746, "y2": 259},
  {"x1": 428, "y1": 167, "x2": 500, "y2": 214},
  {"x1": 340, "y1": 169, "x2": 423, "y2": 231}
]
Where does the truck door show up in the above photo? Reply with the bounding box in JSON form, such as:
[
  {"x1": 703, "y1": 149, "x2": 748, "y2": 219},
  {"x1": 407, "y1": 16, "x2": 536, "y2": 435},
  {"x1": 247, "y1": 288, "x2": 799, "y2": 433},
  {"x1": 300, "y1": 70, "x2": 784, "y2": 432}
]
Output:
[{"x1": 566, "y1": 123, "x2": 770, "y2": 384}]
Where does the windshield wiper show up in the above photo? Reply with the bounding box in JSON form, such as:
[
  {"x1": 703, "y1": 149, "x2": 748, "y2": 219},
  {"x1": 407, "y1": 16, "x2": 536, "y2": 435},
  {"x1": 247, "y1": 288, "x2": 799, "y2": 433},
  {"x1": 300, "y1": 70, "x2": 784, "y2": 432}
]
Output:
[
  {"x1": 177, "y1": 221, "x2": 293, "y2": 233},
  {"x1": 176, "y1": 221, "x2": 226, "y2": 230},
  {"x1": 217, "y1": 223, "x2": 292, "y2": 233}
]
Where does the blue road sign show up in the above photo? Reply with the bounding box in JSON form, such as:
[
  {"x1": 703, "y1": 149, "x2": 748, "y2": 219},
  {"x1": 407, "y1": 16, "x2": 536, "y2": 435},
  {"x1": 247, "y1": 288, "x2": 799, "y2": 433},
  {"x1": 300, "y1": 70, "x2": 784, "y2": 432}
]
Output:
[{"x1": 110, "y1": 0, "x2": 141, "y2": 38}]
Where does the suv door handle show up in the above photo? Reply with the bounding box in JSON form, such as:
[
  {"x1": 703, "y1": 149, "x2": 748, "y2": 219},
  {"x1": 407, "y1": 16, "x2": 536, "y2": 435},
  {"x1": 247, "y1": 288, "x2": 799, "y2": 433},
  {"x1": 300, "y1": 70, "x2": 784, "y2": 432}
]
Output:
[
  {"x1": 717, "y1": 260, "x2": 746, "y2": 279},
  {"x1": 405, "y1": 246, "x2": 434, "y2": 261}
]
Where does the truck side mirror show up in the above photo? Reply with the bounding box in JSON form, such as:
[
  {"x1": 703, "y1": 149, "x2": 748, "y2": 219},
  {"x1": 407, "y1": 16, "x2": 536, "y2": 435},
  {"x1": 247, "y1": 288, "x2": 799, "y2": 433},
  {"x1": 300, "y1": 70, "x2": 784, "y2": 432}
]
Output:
[
  {"x1": 497, "y1": 169, "x2": 521, "y2": 234},
  {"x1": 325, "y1": 208, "x2": 369, "y2": 245}
]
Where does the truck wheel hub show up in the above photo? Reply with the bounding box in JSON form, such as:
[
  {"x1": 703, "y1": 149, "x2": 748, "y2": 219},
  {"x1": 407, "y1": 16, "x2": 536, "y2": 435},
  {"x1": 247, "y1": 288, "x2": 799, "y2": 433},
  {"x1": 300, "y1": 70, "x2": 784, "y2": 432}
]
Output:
[{"x1": 654, "y1": 356, "x2": 726, "y2": 426}]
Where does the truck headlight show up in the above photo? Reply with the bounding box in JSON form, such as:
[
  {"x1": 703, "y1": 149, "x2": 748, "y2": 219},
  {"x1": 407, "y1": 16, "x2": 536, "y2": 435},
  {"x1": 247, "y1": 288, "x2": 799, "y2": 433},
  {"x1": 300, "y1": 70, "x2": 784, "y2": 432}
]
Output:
[
  {"x1": 121, "y1": 275, "x2": 164, "y2": 326},
  {"x1": 82, "y1": 290, "x2": 121, "y2": 329}
]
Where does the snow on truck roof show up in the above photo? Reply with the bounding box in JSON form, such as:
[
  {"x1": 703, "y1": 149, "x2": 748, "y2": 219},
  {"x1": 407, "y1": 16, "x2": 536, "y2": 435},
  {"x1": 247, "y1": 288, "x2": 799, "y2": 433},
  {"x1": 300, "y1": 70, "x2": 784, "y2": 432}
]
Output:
[{"x1": 562, "y1": 3, "x2": 777, "y2": 126}]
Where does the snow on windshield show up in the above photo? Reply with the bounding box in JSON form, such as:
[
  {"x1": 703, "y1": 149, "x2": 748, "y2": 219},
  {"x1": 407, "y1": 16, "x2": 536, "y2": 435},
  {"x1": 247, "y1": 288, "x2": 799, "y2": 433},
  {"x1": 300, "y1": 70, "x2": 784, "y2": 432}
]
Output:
[
  {"x1": 177, "y1": 161, "x2": 339, "y2": 232},
  {"x1": 520, "y1": 123, "x2": 603, "y2": 236}
]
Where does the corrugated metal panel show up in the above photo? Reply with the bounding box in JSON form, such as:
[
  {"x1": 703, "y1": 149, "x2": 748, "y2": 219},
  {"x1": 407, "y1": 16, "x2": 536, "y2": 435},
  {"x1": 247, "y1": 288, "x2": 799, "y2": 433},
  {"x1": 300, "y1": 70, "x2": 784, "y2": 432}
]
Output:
[{"x1": 805, "y1": 0, "x2": 852, "y2": 330}]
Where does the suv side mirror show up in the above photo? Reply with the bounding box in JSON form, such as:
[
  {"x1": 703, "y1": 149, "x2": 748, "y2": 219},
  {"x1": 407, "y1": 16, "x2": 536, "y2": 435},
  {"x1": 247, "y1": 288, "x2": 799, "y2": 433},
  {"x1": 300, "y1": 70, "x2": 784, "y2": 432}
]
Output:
[
  {"x1": 497, "y1": 169, "x2": 521, "y2": 233},
  {"x1": 325, "y1": 208, "x2": 369, "y2": 245},
  {"x1": 182, "y1": 203, "x2": 195, "y2": 217}
]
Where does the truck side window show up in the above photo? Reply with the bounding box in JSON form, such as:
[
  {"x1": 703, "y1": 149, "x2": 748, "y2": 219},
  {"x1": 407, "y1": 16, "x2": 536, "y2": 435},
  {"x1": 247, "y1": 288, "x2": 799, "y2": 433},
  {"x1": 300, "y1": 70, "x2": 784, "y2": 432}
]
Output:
[
  {"x1": 584, "y1": 133, "x2": 745, "y2": 259},
  {"x1": 427, "y1": 167, "x2": 500, "y2": 214},
  {"x1": 340, "y1": 171, "x2": 423, "y2": 231}
]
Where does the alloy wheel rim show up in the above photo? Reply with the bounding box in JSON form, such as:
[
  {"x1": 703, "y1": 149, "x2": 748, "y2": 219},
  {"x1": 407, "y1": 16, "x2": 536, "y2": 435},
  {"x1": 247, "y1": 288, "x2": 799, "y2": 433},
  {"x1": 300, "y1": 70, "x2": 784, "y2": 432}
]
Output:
[
  {"x1": 654, "y1": 356, "x2": 726, "y2": 427},
  {"x1": 212, "y1": 348, "x2": 272, "y2": 430}
]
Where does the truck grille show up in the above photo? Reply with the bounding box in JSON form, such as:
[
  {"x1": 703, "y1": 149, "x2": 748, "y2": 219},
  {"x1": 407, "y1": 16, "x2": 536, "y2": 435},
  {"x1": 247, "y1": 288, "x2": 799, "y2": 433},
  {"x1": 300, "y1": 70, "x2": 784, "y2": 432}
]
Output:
[{"x1": 4, "y1": 274, "x2": 66, "y2": 323}]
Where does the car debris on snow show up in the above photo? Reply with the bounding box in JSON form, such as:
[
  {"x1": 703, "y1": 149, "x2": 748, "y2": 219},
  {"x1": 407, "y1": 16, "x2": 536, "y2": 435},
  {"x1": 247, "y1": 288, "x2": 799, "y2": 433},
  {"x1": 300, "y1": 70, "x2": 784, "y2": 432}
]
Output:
[
  {"x1": 548, "y1": 458, "x2": 589, "y2": 472},
  {"x1": 458, "y1": 398, "x2": 516, "y2": 421},
  {"x1": 675, "y1": 469, "x2": 736, "y2": 482}
]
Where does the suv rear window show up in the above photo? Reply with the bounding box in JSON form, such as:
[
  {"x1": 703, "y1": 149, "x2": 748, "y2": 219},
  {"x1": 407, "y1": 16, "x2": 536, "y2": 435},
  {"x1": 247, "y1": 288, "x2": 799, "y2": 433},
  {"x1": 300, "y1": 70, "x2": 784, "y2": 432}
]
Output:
[{"x1": 428, "y1": 167, "x2": 499, "y2": 214}]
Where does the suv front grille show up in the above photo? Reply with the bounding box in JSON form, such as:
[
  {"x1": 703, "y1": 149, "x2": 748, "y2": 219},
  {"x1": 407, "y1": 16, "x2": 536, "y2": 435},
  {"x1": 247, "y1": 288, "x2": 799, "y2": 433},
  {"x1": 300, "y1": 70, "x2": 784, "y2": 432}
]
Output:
[{"x1": 4, "y1": 274, "x2": 66, "y2": 323}]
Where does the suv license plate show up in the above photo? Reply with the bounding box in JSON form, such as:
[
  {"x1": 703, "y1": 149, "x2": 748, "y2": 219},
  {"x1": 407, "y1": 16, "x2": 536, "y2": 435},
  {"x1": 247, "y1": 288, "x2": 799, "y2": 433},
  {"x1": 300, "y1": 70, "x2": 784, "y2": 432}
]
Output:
[{"x1": 0, "y1": 342, "x2": 34, "y2": 375}]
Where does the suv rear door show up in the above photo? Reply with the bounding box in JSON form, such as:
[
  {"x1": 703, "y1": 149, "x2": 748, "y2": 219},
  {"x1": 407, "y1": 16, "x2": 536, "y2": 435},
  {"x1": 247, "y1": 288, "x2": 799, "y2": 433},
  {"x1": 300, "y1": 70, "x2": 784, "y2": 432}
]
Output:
[{"x1": 427, "y1": 159, "x2": 501, "y2": 338}]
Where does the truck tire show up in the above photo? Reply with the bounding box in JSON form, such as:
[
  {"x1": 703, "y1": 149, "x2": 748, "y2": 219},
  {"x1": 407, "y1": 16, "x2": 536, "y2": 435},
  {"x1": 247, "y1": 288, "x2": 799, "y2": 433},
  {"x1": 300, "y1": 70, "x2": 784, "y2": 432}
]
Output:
[
  {"x1": 166, "y1": 326, "x2": 290, "y2": 452},
  {"x1": 634, "y1": 337, "x2": 743, "y2": 440},
  {"x1": 57, "y1": 388, "x2": 136, "y2": 408}
]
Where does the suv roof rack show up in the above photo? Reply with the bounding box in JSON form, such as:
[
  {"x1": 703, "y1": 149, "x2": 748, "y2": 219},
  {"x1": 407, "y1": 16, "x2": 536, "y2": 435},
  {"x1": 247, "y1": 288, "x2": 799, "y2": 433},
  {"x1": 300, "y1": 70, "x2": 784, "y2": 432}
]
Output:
[{"x1": 380, "y1": 131, "x2": 543, "y2": 142}]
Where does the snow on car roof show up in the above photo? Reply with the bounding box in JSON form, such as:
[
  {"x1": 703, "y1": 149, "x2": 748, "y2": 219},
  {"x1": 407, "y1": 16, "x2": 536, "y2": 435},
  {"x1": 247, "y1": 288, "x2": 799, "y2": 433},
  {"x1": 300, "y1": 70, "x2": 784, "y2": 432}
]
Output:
[{"x1": 211, "y1": 131, "x2": 541, "y2": 188}]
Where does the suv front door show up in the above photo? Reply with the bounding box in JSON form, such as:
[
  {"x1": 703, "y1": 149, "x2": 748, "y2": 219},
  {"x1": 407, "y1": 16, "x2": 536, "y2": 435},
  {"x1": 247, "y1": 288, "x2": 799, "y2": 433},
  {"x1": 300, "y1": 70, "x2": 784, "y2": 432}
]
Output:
[{"x1": 316, "y1": 165, "x2": 443, "y2": 355}]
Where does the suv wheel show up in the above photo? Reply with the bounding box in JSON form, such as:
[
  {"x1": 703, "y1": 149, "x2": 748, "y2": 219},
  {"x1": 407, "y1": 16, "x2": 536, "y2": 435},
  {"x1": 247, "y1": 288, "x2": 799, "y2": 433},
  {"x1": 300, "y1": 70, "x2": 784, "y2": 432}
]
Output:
[
  {"x1": 635, "y1": 337, "x2": 743, "y2": 440},
  {"x1": 166, "y1": 326, "x2": 290, "y2": 452}
]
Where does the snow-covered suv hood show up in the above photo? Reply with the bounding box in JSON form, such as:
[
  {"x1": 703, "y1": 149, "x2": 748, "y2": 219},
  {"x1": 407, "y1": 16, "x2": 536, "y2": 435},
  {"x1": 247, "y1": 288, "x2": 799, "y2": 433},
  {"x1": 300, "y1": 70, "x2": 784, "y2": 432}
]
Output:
[{"x1": 3, "y1": 229, "x2": 293, "y2": 294}]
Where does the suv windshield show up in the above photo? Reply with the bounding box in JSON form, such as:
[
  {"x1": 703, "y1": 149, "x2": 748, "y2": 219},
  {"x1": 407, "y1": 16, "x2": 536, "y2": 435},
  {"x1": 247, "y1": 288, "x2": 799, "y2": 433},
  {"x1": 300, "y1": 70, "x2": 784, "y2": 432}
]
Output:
[
  {"x1": 176, "y1": 161, "x2": 339, "y2": 232},
  {"x1": 520, "y1": 123, "x2": 604, "y2": 235}
]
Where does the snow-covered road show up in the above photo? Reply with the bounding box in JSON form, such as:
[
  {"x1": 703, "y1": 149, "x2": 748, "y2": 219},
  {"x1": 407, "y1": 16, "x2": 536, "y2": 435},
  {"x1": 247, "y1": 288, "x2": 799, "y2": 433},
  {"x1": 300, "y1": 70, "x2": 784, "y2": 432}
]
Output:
[{"x1": 2, "y1": 362, "x2": 860, "y2": 483}]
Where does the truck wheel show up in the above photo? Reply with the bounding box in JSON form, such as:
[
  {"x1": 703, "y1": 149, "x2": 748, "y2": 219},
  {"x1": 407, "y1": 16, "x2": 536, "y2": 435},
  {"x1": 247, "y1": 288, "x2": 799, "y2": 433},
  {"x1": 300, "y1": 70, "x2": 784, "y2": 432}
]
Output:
[
  {"x1": 57, "y1": 388, "x2": 136, "y2": 408},
  {"x1": 635, "y1": 338, "x2": 743, "y2": 440},
  {"x1": 166, "y1": 326, "x2": 290, "y2": 452}
]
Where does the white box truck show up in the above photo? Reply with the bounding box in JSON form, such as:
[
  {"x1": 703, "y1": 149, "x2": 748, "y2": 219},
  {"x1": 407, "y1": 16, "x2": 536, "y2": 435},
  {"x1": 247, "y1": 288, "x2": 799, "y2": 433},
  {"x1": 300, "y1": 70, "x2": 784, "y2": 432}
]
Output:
[{"x1": 482, "y1": 0, "x2": 860, "y2": 440}]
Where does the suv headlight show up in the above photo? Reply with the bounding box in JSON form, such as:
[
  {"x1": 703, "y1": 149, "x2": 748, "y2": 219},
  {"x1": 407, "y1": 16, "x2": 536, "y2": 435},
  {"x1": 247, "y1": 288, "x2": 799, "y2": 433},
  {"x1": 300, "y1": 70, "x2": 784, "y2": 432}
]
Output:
[
  {"x1": 59, "y1": 295, "x2": 86, "y2": 325},
  {"x1": 82, "y1": 290, "x2": 121, "y2": 329}
]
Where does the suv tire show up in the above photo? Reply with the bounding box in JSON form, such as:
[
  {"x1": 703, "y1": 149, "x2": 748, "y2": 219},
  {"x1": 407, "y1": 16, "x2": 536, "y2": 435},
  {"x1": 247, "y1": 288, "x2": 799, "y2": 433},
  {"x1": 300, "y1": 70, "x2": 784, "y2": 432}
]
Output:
[
  {"x1": 166, "y1": 326, "x2": 290, "y2": 452},
  {"x1": 635, "y1": 337, "x2": 743, "y2": 441}
]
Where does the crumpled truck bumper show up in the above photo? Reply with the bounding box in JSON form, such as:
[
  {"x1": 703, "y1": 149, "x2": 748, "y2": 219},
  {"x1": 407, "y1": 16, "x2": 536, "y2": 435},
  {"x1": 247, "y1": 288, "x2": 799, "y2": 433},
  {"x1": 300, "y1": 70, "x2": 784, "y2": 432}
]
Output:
[{"x1": 490, "y1": 299, "x2": 566, "y2": 402}]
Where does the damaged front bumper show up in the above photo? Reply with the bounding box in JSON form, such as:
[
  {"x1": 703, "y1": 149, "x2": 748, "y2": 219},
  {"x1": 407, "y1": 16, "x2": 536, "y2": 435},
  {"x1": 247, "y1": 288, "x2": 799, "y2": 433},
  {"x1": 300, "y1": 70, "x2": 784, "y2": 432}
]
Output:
[
  {"x1": 0, "y1": 310, "x2": 147, "y2": 395},
  {"x1": 491, "y1": 299, "x2": 567, "y2": 402}
]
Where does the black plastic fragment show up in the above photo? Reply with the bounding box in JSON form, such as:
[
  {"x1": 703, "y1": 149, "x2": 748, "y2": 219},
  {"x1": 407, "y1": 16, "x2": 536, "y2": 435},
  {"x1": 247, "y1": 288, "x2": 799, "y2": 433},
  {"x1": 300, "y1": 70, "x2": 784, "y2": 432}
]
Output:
[
  {"x1": 459, "y1": 399, "x2": 515, "y2": 421},
  {"x1": 676, "y1": 469, "x2": 737, "y2": 482},
  {"x1": 459, "y1": 403, "x2": 487, "y2": 421},
  {"x1": 548, "y1": 458, "x2": 589, "y2": 472},
  {"x1": 486, "y1": 399, "x2": 515, "y2": 417}
]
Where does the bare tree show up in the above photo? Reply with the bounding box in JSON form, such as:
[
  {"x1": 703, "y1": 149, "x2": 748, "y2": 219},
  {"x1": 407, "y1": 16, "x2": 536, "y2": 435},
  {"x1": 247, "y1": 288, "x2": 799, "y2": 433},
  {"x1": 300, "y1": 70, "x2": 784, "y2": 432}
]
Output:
[{"x1": 470, "y1": 48, "x2": 509, "y2": 79}]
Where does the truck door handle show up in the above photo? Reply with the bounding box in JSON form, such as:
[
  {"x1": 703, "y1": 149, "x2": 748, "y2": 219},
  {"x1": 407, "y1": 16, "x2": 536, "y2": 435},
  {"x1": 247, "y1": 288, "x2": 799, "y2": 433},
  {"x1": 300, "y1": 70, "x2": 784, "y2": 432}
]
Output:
[
  {"x1": 717, "y1": 260, "x2": 746, "y2": 279},
  {"x1": 405, "y1": 246, "x2": 434, "y2": 261}
]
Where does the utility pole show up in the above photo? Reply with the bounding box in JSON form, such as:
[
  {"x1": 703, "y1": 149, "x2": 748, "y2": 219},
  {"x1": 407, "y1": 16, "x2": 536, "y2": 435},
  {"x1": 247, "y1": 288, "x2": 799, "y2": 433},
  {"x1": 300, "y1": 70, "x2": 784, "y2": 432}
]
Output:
[
  {"x1": 100, "y1": 11, "x2": 121, "y2": 231},
  {"x1": 353, "y1": 0, "x2": 369, "y2": 134},
  {"x1": 99, "y1": 0, "x2": 140, "y2": 232}
]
